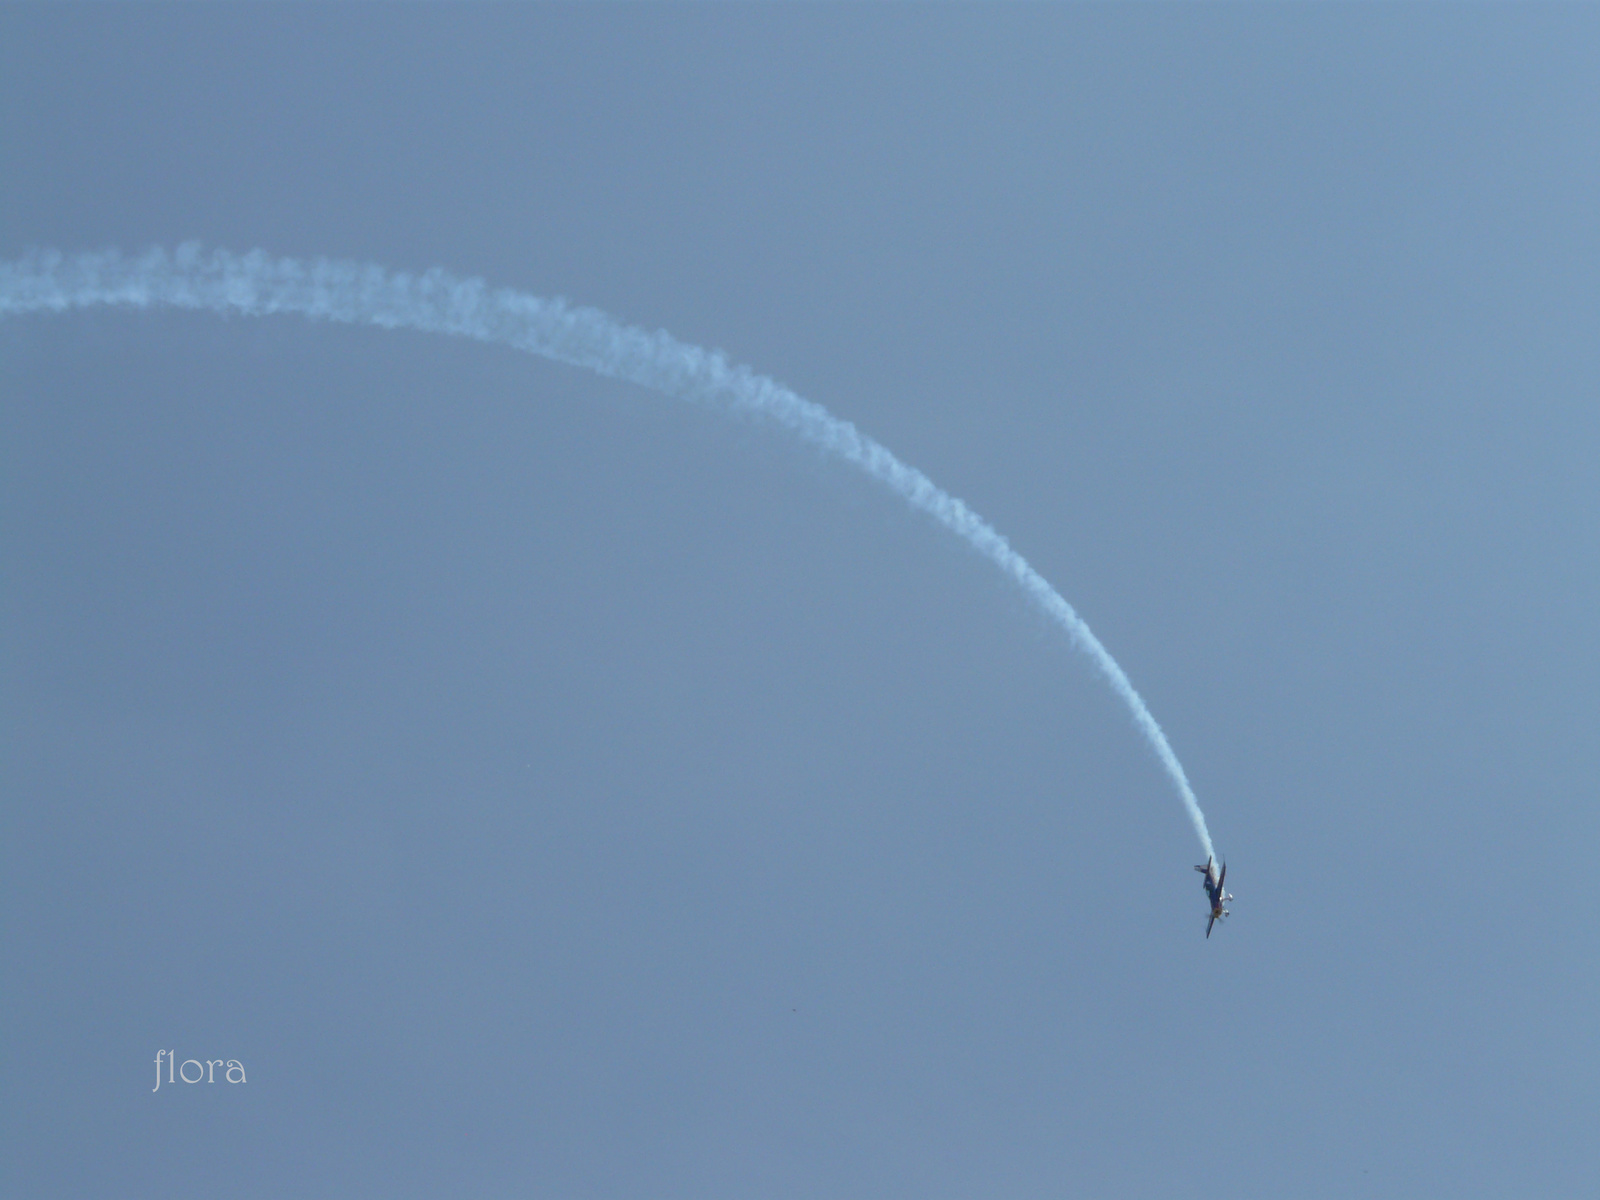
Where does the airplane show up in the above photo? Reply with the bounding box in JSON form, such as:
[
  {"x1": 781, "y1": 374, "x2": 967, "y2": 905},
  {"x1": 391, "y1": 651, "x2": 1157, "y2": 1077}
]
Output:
[{"x1": 1195, "y1": 855, "x2": 1232, "y2": 938}]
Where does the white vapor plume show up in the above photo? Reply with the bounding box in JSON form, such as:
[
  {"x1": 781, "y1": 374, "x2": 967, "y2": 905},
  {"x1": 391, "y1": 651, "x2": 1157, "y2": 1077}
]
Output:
[{"x1": 0, "y1": 245, "x2": 1215, "y2": 859}]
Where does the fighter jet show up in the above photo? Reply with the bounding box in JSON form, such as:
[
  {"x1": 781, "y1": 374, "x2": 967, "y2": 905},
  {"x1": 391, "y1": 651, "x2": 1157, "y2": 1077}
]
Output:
[{"x1": 1195, "y1": 856, "x2": 1232, "y2": 938}]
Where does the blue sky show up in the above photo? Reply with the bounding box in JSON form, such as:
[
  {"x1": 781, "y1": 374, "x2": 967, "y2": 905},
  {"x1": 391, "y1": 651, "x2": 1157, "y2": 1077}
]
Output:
[{"x1": 4, "y1": 7, "x2": 1598, "y2": 1198}]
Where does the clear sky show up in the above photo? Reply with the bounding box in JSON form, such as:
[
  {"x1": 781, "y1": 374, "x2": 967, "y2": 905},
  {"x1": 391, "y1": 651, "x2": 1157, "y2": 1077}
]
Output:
[{"x1": 3, "y1": 6, "x2": 1597, "y2": 1198}]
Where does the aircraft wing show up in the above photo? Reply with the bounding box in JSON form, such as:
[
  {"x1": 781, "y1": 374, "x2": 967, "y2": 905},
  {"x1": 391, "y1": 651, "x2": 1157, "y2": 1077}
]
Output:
[{"x1": 1206, "y1": 913, "x2": 1216, "y2": 938}]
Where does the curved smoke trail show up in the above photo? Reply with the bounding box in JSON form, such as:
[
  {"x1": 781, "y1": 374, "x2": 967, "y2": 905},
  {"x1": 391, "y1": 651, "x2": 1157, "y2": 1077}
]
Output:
[{"x1": 0, "y1": 244, "x2": 1215, "y2": 859}]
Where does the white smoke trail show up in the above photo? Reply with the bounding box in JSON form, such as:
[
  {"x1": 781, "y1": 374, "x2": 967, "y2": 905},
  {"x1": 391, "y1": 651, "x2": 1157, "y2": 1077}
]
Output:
[{"x1": 0, "y1": 244, "x2": 1215, "y2": 859}]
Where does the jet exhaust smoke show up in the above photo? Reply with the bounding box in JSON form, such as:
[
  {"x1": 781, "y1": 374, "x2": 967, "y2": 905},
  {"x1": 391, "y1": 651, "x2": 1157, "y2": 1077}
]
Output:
[{"x1": 0, "y1": 245, "x2": 1216, "y2": 860}]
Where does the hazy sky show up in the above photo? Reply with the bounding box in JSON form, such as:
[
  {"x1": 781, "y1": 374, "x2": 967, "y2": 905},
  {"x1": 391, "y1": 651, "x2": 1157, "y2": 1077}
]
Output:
[{"x1": 4, "y1": 6, "x2": 1598, "y2": 1198}]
